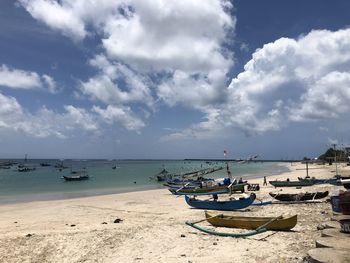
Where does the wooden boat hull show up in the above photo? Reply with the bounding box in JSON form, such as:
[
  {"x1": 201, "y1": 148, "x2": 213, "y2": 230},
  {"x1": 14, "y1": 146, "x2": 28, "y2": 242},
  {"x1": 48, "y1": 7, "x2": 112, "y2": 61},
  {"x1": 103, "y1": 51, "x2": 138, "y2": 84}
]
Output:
[
  {"x1": 269, "y1": 180, "x2": 314, "y2": 187},
  {"x1": 205, "y1": 211, "x2": 297, "y2": 231},
  {"x1": 269, "y1": 191, "x2": 329, "y2": 202},
  {"x1": 185, "y1": 193, "x2": 256, "y2": 211},
  {"x1": 298, "y1": 177, "x2": 342, "y2": 186},
  {"x1": 169, "y1": 183, "x2": 245, "y2": 196},
  {"x1": 169, "y1": 187, "x2": 229, "y2": 196},
  {"x1": 63, "y1": 175, "x2": 89, "y2": 181},
  {"x1": 164, "y1": 183, "x2": 198, "y2": 189}
]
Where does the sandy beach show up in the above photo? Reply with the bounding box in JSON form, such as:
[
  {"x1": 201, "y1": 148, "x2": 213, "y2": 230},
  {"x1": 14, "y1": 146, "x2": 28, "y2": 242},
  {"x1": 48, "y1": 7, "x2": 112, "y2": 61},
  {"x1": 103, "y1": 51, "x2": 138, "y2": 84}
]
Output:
[{"x1": 0, "y1": 162, "x2": 348, "y2": 263}]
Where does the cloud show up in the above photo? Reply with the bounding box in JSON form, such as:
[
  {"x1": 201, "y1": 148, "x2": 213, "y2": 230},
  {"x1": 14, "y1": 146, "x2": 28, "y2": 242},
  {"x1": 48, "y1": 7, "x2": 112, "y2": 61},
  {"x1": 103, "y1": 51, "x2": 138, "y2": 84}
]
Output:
[
  {"x1": 17, "y1": 2, "x2": 350, "y2": 142},
  {"x1": 18, "y1": 0, "x2": 86, "y2": 41},
  {"x1": 157, "y1": 69, "x2": 227, "y2": 109},
  {"x1": 80, "y1": 55, "x2": 154, "y2": 108},
  {"x1": 0, "y1": 93, "x2": 24, "y2": 128},
  {"x1": 0, "y1": 92, "x2": 100, "y2": 138},
  {"x1": 19, "y1": 0, "x2": 235, "y2": 111},
  {"x1": 0, "y1": 64, "x2": 41, "y2": 89},
  {"x1": 161, "y1": 108, "x2": 222, "y2": 141},
  {"x1": 291, "y1": 71, "x2": 350, "y2": 122},
  {"x1": 224, "y1": 28, "x2": 350, "y2": 134},
  {"x1": 163, "y1": 28, "x2": 350, "y2": 140},
  {"x1": 0, "y1": 90, "x2": 149, "y2": 137},
  {"x1": 0, "y1": 64, "x2": 58, "y2": 93},
  {"x1": 102, "y1": 0, "x2": 234, "y2": 73},
  {"x1": 93, "y1": 105, "x2": 145, "y2": 131},
  {"x1": 42, "y1": 74, "x2": 58, "y2": 94}
]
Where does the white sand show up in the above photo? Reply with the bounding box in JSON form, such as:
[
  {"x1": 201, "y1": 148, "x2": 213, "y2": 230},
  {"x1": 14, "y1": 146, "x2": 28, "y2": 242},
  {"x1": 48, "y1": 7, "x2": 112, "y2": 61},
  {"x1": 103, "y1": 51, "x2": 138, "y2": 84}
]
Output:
[{"x1": 0, "y1": 162, "x2": 348, "y2": 263}]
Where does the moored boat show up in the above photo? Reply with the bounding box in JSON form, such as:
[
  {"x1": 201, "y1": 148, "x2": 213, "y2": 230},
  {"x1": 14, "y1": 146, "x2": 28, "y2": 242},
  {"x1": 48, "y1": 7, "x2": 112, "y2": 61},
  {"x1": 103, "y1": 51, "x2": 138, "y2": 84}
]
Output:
[
  {"x1": 63, "y1": 170, "x2": 89, "y2": 181},
  {"x1": 205, "y1": 211, "x2": 297, "y2": 231},
  {"x1": 169, "y1": 183, "x2": 246, "y2": 196},
  {"x1": 169, "y1": 186, "x2": 229, "y2": 196},
  {"x1": 269, "y1": 191, "x2": 329, "y2": 202},
  {"x1": 17, "y1": 166, "x2": 36, "y2": 172},
  {"x1": 298, "y1": 177, "x2": 341, "y2": 186},
  {"x1": 185, "y1": 193, "x2": 256, "y2": 211},
  {"x1": 269, "y1": 180, "x2": 315, "y2": 187}
]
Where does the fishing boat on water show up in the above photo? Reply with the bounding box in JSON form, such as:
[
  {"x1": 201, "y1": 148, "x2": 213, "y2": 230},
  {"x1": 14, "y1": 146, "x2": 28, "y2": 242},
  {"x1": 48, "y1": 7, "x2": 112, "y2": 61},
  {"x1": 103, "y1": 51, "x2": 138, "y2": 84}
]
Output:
[
  {"x1": 17, "y1": 166, "x2": 36, "y2": 172},
  {"x1": 55, "y1": 161, "x2": 68, "y2": 170},
  {"x1": 269, "y1": 179, "x2": 315, "y2": 187},
  {"x1": 152, "y1": 168, "x2": 173, "y2": 182},
  {"x1": 184, "y1": 193, "x2": 256, "y2": 211},
  {"x1": 205, "y1": 211, "x2": 297, "y2": 231},
  {"x1": 269, "y1": 191, "x2": 329, "y2": 202},
  {"x1": 17, "y1": 161, "x2": 36, "y2": 172},
  {"x1": 62, "y1": 170, "x2": 89, "y2": 181}
]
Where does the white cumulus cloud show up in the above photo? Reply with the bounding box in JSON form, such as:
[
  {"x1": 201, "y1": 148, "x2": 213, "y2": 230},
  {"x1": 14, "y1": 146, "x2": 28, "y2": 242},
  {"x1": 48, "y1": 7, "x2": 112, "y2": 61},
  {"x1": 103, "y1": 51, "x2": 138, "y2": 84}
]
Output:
[
  {"x1": 0, "y1": 91, "x2": 148, "y2": 137},
  {"x1": 0, "y1": 64, "x2": 57, "y2": 93},
  {"x1": 0, "y1": 92, "x2": 99, "y2": 138},
  {"x1": 0, "y1": 64, "x2": 42, "y2": 89},
  {"x1": 80, "y1": 55, "x2": 154, "y2": 108},
  {"x1": 19, "y1": 0, "x2": 235, "y2": 111},
  {"x1": 93, "y1": 105, "x2": 145, "y2": 131},
  {"x1": 163, "y1": 28, "x2": 350, "y2": 140}
]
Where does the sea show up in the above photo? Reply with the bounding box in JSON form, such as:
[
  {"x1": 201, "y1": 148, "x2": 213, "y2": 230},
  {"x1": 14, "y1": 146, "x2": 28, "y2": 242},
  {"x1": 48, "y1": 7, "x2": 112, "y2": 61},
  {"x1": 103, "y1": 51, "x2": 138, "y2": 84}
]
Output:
[{"x1": 0, "y1": 159, "x2": 290, "y2": 204}]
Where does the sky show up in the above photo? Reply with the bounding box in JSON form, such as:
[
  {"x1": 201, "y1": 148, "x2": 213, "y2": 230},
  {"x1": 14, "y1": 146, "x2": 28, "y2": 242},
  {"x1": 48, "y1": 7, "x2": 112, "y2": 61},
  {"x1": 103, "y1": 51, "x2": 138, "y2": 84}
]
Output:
[{"x1": 1, "y1": 0, "x2": 350, "y2": 160}]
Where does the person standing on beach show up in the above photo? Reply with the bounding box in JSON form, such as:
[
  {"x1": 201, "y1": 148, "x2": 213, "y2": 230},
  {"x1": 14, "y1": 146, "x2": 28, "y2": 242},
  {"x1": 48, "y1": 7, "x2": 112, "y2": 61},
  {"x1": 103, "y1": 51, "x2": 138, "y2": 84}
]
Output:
[{"x1": 263, "y1": 176, "x2": 267, "y2": 186}]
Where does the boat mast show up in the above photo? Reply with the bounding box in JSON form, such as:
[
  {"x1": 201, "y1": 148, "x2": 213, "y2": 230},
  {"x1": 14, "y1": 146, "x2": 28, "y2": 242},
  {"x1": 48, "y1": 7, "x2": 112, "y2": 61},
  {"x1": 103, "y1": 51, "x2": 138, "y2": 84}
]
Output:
[
  {"x1": 332, "y1": 144, "x2": 338, "y2": 176},
  {"x1": 224, "y1": 150, "x2": 232, "y2": 180}
]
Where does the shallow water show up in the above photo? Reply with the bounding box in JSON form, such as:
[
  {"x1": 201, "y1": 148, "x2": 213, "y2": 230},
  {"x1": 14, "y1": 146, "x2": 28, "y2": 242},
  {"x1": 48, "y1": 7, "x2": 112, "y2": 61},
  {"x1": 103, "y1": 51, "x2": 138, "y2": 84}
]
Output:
[{"x1": 0, "y1": 159, "x2": 289, "y2": 203}]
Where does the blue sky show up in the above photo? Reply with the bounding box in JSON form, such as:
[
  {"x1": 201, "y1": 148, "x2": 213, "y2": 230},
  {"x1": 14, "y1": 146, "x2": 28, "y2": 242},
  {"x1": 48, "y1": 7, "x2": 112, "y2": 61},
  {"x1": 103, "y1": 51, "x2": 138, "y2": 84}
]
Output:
[{"x1": 1, "y1": 0, "x2": 350, "y2": 159}]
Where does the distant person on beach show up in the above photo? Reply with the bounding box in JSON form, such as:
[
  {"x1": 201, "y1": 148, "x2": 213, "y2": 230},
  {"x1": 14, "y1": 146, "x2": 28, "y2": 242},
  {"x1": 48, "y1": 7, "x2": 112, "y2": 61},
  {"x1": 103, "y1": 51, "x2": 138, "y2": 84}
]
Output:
[{"x1": 263, "y1": 176, "x2": 267, "y2": 186}]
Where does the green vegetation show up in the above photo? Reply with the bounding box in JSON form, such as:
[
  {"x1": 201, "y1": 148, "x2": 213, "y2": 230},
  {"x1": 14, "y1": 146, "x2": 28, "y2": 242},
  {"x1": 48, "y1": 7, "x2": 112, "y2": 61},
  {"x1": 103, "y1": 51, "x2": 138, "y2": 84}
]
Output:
[{"x1": 318, "y1": 148, "x2": 347, "y2": 161}]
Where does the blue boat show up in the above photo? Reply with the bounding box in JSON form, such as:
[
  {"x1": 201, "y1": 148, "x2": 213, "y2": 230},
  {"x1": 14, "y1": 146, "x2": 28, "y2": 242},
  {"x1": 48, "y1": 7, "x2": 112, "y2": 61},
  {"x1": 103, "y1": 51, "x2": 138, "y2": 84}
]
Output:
[{"x1": 184, "y1": 193, "x2": 256, "y2": 211}]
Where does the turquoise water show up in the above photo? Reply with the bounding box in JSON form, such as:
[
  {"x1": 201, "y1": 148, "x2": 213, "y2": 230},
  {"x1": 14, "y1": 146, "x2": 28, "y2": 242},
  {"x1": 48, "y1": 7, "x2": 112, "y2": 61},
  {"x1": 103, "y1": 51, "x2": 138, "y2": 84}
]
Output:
[{"x1": 0, "y1": 160, "x2": 289, "y2": 203}]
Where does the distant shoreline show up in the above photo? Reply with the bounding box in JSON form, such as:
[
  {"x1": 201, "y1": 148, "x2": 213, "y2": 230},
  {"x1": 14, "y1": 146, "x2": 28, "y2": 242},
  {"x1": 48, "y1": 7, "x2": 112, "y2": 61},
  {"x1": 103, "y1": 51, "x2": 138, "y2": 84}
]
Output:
[{"x1": 0, "y1": 158, "x2": 301, "y2": 162}]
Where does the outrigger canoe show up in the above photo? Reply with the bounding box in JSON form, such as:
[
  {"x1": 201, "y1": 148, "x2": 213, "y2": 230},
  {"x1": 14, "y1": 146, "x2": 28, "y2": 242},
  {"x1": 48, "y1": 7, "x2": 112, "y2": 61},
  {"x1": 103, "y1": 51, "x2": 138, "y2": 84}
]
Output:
[
  {"x1": 169, "y1": 183, "x2": 246, "y2": 196},
  {"x1": 298, "y1": 177, "x2": 342, "y2": 186},
  {"x1": 205, "y1": 211, "x2": 297, "y2": 231},
  {"x1": 169, "y1": 186, "x2": 229, "y2": 196},
  {"x1": 184, "y1": 193, "x2": 256, "y2": 211},
  {"x1": 269, "y1": 180, "x2": 315, "y2": 187},
  {"x1": 269, "y1": 191, "x2": 329, "y2": 202}
]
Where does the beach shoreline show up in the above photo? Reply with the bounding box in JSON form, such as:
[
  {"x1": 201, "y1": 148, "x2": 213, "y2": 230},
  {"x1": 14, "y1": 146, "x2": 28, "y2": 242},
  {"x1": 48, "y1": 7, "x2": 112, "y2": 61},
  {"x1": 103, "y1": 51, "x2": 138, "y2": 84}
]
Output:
[
  {"x1": 0, "y1": 162, "x2": 348, "y2": 262},
  {"x1": 0, "y1": 162, "x2": 290, "y2": 205}
]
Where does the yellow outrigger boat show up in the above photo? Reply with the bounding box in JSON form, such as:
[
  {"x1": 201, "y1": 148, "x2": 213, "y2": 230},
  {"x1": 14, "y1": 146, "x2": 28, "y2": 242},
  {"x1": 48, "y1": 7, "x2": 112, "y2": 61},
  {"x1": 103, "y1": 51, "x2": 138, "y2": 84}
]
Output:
[{"x1": 205, "y1": 211, "x2": 297, "y2": 231}]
